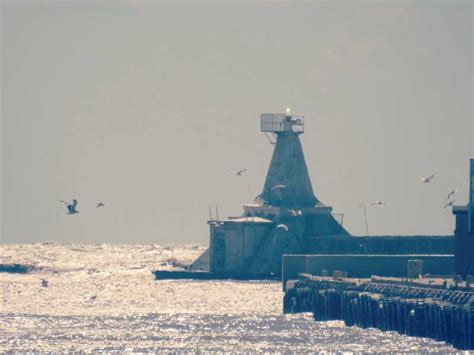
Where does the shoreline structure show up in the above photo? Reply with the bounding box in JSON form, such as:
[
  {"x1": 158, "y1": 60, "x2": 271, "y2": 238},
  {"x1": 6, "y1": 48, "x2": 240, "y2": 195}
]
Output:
[
  {"x1": 159, "y1": 110, "x2": 473, "y2": 348},
  {"x1": 186, "y1": 111, "x2": 456, "y2": 278},
  {"x1": 283, "y1": 274, "x2": 474, "y2": 350}
]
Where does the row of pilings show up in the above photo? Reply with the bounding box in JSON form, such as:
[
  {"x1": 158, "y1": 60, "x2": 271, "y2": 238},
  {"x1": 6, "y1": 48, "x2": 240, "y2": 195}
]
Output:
[{"x1": 283, "y1": 276, "x2": 474, "y2": 350}]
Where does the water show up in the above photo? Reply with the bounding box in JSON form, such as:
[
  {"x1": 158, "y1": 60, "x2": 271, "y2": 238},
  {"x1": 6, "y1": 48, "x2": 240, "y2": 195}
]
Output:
[{"x1": 0, "y1": 243, "x2": 456, "y2": 352}]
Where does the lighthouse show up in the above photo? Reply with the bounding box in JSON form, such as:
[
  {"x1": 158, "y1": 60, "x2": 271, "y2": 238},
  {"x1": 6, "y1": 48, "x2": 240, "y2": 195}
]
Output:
[
  {"x1": 243, "y1": 111, "x2": 349, "y2": 238},
  {"x1": 177, "y1": 110, "x2": 456, "y2": 281},
  {"x1": 190, "y1": 111, "x2": 349, "y2": 276}
]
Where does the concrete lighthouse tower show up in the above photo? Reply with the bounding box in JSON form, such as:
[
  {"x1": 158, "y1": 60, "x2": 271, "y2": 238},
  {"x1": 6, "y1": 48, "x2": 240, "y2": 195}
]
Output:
[
  {"x1": 191, "y1": 111, "x2": 349, "y2": 276},
  {"x1": 258, "y1": 110, "x2": 318, "y2": 207},
  {"x1": 243, "y1": 111, "x2": 349, "y2": 237}
]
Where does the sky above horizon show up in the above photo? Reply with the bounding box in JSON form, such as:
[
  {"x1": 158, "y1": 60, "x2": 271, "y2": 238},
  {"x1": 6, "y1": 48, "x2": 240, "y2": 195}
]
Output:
[{"x1": 1, "y1": 0, "x2": 473, "y2": 244}]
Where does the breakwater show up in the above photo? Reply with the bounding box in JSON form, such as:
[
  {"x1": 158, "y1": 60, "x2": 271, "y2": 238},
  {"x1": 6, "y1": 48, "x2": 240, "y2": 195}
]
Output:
[
  {"x1": 283, "y1": 275, "x2": 474, "y2": 350},
  {"x1": 154, "y1": 270, "x2": 280, "y2": 281},
  {"x1": 0, "y1": 264, "x2": 33, "y2": 274}
]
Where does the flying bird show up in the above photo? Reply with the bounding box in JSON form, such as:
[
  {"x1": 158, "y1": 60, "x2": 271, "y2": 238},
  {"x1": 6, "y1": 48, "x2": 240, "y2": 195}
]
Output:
[
  {"x1": 96, "y1": 202, "x2": 105, "y2": 208},
  {"x1": 60, "y1": 199, "x2": 79, "y2": 214},
  {"x1": 254, "y1": 194, "x2": 268, "y2": 205},
  {"x1": 443, "y1": 200, "x2": 455, "y2": 209},
  {"x1": 277, "y1": 224, "x2": 289, "y2": 231},
  {"x1": 446, "y1": 189, "x2": 458, "y2": 201},
  {"x1": 370, "y1": 201, "x2": 386, "y2": 207},
  {"x1": 231, "y1": 169, "x2": 246, "y2": 176},
  {"x1": 420, "y1": 174, "x2": 435, "y2": 183},
  {"x1": 271, "y1": 184, "x2": 286, "y2": 191}
]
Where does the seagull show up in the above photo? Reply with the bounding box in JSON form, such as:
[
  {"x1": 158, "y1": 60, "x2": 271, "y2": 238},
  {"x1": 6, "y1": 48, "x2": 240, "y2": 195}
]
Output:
[
  {"x1": 447, "y1": 189, "x2": 458, "y2": 201},
  {"x1": 271, "y1": 184, "x2": 286, "y2": 191},
  {"x1": 96, "y1": 202, "x2": 105, "y2": 208},
  {"x1": 277, "y1": 224, "x2": 289, "y2": 231},
  {"x1": 443, "y1": 200, "x2": 455, "y2": 209},
  {"x1": 231, "y1": 169, "x2": 246, "y2": 176},
  {"x1": 60, "y1": 199, "x2": 79, "y2": 214},
  {"x1": 254, "y1": 194, "x2": 268, "y2": 205},
  {"x1": 289, "y1": 209, "x2": 302, "y2": 216},
  {"x1": 420, "y1": 174, "x2": 435, "y2": 183},
  {"x1": 370, "y1": 201, "x2": 386, "y2": 207}
]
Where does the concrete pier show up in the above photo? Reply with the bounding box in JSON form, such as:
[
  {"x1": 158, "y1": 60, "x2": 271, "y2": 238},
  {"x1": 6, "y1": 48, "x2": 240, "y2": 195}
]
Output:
[
  {"x1": 284, "y1": 274, "x2": 474, "y2": 350},
  {"x1": 282, "y1": 254, "x2": 454, "y2": 291}
]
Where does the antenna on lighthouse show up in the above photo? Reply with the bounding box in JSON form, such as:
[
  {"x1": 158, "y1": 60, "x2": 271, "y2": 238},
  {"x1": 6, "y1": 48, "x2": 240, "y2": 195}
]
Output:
[{"x1": 260, "y1": 110, "x2": 304, "y2": 134}]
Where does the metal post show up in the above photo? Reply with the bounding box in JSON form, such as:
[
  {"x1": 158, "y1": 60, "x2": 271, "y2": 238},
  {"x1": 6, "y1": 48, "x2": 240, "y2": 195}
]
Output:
[
  {"x1": 469, "y1": 159, "x2": 474, "y2": 233},
  {"x1": 208, "y1": 206, "x2": 214, "y2": 221},
  {"x1": 359, "y1": 204, "x2": 369, "y2": 237}
]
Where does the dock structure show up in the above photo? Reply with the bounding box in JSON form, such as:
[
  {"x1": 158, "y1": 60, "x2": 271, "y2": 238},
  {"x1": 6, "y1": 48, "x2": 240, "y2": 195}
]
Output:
[
  {"x1": 282, "y1": 254, "x2": 455, "y2": 291},
  {"x1": 283, "y1": 274, "x2": 474, "y2": 350},
  {"x1": 187, "y1": 110, "x2": 455, "y2": 278},
  {"x1": 281, "y1": 160, "x2": 474, "y2": 350},
  {"x1": 452, "y1": 159, "x2": 474, "y2": 277}
]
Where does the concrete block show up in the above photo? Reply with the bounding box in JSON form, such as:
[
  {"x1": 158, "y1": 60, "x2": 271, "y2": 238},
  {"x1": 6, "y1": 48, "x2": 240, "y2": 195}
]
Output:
[
  {"x1": 283, "y1": 254, "x2": 454, "y2": 283},
  {"x1": 407, "y1": 260, "x2": 423, "y2": 278},
  {"x1": 465, "y1": 275, "x2": 474, "y2": 288},
  {"x1": 282, "y1": 255, "x2": 306, "y2": 291},
  {"x1": 333, "y1": 270, "x2": 348, "y2": 279}
]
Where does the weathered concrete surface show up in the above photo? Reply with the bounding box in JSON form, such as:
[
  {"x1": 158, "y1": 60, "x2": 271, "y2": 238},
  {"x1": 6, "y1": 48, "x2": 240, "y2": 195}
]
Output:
[
  {"x1": 209, "y1": 218, "x2": 274, "y2": 273},
  {"x1": 154, "y1": 270, "x2": 279, "y2": 281},
  {"x1": 282, "y1": 254, "x2": 454, "y2": 290},
  {"x1": 284, "y1": 275, "x2": 474, "y2": 350},
  {"x1": 452, "y1": 159, "x2": 474, "y2": 277},
  {"x1": 187, "y1": 247, "x2": 210, "y2": 272},
  {"x1": 306, "y1": 235, "x2": 453, "y2": 255}
]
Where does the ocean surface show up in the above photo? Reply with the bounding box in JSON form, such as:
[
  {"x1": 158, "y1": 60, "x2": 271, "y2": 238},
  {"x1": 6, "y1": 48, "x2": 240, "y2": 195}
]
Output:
[{"x1": 0, "y1": 243, "x2": 456, "y2": 352}]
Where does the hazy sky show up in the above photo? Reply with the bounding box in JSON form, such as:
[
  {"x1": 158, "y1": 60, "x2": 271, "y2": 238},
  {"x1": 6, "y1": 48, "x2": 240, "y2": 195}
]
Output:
[{"x1": 1, "y1": 0, "x2": 472, "y2": 244}]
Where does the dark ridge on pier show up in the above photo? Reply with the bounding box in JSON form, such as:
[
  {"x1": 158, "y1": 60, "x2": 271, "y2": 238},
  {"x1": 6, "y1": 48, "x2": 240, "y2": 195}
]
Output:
[
  {"x1": 154, "y1": 270, "x2": 280, "y2": 281},
  {"x1": 0, "y1": 264, "x2": 34, "y2": 274}
]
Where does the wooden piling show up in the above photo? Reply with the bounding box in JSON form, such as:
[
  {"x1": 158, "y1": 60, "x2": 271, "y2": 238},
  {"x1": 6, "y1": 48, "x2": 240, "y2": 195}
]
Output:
[{"x1": 283, "y1": 275, "x2": 474, "y2": 350}]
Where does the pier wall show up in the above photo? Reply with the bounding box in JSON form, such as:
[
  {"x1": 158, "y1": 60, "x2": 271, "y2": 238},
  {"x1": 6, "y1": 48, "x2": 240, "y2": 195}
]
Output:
[
  {"x1": 283, "y1": 275, "x2": 474, "y2": 350},
  {"x1": 283, "y1": 254, "x2": 454, "y2": 291},
  {"x1": 306, "y1": 235, "x2": 453, "y2": 255}
]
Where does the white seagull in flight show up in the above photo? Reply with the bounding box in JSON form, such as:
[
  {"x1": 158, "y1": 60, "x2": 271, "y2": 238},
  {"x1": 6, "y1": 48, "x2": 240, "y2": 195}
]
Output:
[
  {"x1": 60, "y1": 199, "x2": 79, "y2": 214},
  {"x1": 231, "y1": 169, "x2": 246, "y2": 176},
  {"x1": 370, "y1": 201, "x2": 386, "y2": 207},
  {"x1": 96, "y1": 202, "x2": 105, "y2": 208},
  {"x1": 271, "y1": 184, "x2": 286, "y2": 191},
  {"x1": 443, "y1": 200, "x2": 455, "y2": 209},
  {"x1": 420, "y1": 174, "x2": 435, "y2": 183},
  {"x1": 277, "y1": 224, "x2": 289, "y2": 231},
  {"x1": 446, "y1": 189, "x2": 458, "y2": 201}
]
